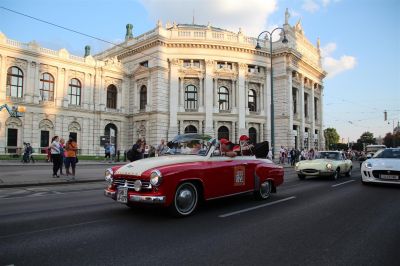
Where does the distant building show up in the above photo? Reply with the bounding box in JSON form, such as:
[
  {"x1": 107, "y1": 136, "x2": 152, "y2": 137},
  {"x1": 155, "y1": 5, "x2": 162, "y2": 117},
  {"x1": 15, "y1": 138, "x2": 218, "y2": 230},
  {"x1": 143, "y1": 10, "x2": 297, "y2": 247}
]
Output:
[{"x1": 0, "y1": 11, "x2": 326, "y2": 156}]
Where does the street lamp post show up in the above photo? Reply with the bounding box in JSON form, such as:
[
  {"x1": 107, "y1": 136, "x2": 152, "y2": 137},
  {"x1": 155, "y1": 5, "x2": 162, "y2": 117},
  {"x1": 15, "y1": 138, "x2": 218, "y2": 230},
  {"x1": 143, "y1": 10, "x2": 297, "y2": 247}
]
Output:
[{"x1": 255, "y1": 28, "x2": 288, "y2": 159}]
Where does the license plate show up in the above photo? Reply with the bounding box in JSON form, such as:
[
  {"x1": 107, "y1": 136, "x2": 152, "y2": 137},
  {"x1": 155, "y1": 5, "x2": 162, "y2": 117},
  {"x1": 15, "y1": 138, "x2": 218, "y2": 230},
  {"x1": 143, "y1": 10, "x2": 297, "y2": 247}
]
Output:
[
  {"x1": 380, "y1": 174, "x2": 399, "y2": 180},
  {"x1": 117, "y1": 187, "x2": 128, "y2": 203}
]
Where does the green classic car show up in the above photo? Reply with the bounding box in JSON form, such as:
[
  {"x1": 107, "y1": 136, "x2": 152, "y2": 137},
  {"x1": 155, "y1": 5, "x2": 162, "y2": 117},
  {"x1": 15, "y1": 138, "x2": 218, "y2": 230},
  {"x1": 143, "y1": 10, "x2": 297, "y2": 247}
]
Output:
[{"x1": 295, "y1": 151, "x2": 353, "y2": 180}]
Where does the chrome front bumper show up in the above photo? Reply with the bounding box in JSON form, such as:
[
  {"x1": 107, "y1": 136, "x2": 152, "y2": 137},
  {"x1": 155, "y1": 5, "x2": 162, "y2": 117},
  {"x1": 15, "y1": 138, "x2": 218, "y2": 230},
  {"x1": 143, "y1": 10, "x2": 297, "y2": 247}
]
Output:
[{"x1": 104, "y1": 189, "x2": 166, "y2": 204}]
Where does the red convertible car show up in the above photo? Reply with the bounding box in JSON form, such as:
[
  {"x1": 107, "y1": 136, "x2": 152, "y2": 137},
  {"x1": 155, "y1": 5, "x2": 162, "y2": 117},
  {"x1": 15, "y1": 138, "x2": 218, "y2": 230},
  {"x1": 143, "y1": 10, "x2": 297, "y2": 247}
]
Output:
[{"x1": 104, "y1": 134, "x2": 284, "y2": 216}]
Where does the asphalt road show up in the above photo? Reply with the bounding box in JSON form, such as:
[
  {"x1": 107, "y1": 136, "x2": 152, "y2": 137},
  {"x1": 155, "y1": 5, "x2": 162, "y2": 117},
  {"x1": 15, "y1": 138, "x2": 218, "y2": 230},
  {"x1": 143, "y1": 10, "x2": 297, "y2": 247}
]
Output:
[{"x1": 0, "y1": 164, "x2": 399, "y2": 266}]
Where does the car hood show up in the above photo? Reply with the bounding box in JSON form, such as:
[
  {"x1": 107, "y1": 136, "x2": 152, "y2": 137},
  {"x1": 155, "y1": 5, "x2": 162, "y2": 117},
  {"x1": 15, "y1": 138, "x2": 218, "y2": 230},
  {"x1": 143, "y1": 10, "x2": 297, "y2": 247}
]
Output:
[
  {"x1": 115, "y1": 155, "x2": 206, "y2": 176},
  {"x1": 298, "y1": 159, "x2": 332, "y2": 168},
  {"x1": 367, "y1": 159, "x2": 400, "y2": 170}
]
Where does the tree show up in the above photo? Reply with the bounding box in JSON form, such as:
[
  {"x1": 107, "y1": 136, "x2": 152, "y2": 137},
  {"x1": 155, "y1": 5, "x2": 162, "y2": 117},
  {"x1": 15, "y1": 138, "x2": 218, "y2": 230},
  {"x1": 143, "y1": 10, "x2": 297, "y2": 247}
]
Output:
[
  {"x1": 324, "y1": 128, "x2": 339, "y2": 150},
  {"x1": 383, "y1": 132, "x2": 400, "y2": 148},
  {"x1": 357, "y1": 131, "x2": 376, "y2": 145}
]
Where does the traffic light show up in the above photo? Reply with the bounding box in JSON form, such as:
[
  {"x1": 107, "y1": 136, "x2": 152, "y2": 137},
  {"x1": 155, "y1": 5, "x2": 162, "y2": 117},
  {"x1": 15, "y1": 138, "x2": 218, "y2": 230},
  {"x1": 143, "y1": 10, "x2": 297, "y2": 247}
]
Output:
[{"x1": 384, "y1": 110, "x2": 387, "y2": 121}]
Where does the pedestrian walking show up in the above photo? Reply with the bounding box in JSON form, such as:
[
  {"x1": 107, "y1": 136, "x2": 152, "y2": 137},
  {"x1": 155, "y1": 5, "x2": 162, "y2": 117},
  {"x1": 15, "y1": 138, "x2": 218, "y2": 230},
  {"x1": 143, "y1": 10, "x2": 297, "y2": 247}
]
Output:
[
  {"x1": 130, "y1": 139, "x2": 144, "y2": 162},
  {"x1": 109, "y1": 144, "x2": 115, "y2": 163},
  {"x1": 104, "y1": 142, "x2": 111, "y2": 162},
  {"x1": 65, "y1": 136, "x2": 78, "y2": 180},
  {"x1": 59, "y1": 138, "x2": 65, "y2": 175},
  {"x1": 50, "y1": 136, "x2": 62, "y2": 178}
]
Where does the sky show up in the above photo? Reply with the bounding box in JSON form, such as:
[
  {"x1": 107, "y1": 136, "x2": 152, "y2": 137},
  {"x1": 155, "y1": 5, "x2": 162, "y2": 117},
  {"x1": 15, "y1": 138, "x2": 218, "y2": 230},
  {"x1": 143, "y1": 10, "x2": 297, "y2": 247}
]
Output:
[{"x1": 1, "y1": 0, "x2": 399, "y2": 142}]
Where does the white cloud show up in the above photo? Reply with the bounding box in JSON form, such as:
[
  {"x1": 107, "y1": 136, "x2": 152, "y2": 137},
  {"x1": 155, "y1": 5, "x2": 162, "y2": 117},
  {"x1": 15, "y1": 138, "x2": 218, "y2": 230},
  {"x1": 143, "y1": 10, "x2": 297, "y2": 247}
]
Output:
[
  {"x1": 321, "y1": 42, "x2": 356, "y2": 78},
  {"x1": 302, "y1": 0, "x2": 320, "y2": 13},
  {"x1": 302, "y1": 0, "x2": 340, "y2": 12},
  {"x1": 138, "y1": 0, "x2": 277, "y2": 37}
]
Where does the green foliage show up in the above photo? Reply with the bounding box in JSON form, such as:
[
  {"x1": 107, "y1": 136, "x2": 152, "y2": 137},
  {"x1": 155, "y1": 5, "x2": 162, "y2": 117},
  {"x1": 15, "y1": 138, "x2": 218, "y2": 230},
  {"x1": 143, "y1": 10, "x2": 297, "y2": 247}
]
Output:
[
  {"x1": 357, "y1": 131, "x2": 376, "y2": 145},
  {"x1": 324, "y1": 128, "x2": 340, "y2": 149},
  {"x1": 383, "y1": 132, "x2": 400, "y2": 148}
]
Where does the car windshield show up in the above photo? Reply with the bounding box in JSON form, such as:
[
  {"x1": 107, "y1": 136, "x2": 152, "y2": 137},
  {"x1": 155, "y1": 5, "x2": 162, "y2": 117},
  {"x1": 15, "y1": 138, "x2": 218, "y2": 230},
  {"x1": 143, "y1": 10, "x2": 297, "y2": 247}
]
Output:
[
  {"x1": 165, "y1": 134, "x2": 212, "y2": 156},
  {"x1": 373, "y1": 148, "x2": 400, "y2": 159},
  {"x1": 315, "y1": 152, "x2": 341, "y2": 160}
]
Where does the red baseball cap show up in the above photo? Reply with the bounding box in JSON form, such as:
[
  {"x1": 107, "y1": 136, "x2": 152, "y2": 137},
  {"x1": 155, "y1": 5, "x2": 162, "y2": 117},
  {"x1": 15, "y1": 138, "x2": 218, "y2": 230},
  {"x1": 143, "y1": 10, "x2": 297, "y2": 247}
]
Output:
[
  {"x1": 239, "y1": 135, "x2": 250, "y2": 141},
  {"x1": 220, "y1": 138, "x2": 232, "y2": 145}
]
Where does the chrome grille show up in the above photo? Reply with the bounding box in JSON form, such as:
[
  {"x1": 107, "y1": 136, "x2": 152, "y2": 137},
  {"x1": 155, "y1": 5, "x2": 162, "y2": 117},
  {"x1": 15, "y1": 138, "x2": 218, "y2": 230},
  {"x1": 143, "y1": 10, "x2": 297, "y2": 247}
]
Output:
[
  {"x1": 113, "y1": 178, "x2": 152, "y2": 190},
  {"x1": 302, "y1": 169, "x2": 319, "y2": 174},
  {"x1": 372, "y1": 170, "x2": 400, "y2": 179}
]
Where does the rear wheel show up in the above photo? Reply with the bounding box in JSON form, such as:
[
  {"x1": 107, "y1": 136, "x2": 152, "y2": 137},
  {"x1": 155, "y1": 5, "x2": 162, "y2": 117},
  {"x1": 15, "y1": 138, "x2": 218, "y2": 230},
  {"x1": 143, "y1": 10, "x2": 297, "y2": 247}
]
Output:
[
  {"x1": 254, "y1": 180, "x2": 272, "y2": 200},
  {"x1": 170, "y1": 182, "x2": 198, "y2": 217}
]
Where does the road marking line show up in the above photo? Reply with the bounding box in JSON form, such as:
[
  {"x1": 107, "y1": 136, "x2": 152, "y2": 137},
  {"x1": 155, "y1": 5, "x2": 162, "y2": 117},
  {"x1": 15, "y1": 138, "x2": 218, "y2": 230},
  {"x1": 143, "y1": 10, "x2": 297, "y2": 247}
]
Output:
[
  {"x1": 219, "y1": 196, "x2": 296, "y2": 218},
  {"x1": 331, "y1": 180, "x2": 355, "y2": 187}
]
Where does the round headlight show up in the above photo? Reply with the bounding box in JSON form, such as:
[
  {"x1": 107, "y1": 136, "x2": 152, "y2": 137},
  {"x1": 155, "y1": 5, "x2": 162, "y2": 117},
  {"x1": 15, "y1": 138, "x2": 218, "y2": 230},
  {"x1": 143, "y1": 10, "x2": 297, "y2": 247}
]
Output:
[
  {"x1": 295, "y1": 162, "x2": 299, "y2": 168},
  {"x1": 326, "y1": 163, "x2": 333, "y2": 169},
  {"x1": 105, "y1": 168, "x2": 113, "y2": 183},
  {"x1": 150, "y1": 170, "x2": 163, "y2": 186},
  {"x1": 134, "y1": 180, "x2": 142, "y2": 192}
]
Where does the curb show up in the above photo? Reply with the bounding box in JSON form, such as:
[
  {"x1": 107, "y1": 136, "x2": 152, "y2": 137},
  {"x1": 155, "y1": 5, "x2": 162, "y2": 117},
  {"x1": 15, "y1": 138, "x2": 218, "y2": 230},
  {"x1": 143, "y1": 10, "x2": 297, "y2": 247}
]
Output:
[{"x1": 0, "y1": 179, "x2": 105, "y2": 188}]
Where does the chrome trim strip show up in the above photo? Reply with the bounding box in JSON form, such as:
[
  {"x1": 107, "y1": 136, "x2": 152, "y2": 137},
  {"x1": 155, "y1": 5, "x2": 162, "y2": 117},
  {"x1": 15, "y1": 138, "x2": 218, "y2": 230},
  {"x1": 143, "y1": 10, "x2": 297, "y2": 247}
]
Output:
[
  {"x1": 129, "y1": 195, "x2": 166, "y2": 204},
  {"x1": 206, "y1": 190, "x2": 254, "y2": 201}
]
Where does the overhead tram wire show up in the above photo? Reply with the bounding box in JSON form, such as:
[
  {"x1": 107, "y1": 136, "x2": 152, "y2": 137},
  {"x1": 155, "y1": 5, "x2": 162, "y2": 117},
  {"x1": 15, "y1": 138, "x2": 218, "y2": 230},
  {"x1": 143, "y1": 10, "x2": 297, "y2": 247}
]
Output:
[
  {"x1": 1, "y1": 6, "x2": 279, "y2": 84},
  {"x1": 0, "y1": 6, "x2": 173, "y2": 67}
]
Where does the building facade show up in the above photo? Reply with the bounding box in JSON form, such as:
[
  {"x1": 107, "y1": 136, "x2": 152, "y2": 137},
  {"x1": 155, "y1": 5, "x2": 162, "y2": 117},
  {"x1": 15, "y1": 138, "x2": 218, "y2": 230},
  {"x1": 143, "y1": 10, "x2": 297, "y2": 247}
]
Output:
[{"x1": 0, "y1": 12, "x2": 326, "y2": 156}]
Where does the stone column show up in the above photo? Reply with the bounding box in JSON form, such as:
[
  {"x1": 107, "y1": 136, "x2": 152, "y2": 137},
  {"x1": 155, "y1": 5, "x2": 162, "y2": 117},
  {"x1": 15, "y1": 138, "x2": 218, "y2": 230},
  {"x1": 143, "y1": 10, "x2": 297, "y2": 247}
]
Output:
[
  {"x1": 56, "y1": 67, "x2": 65, "y2": 107},
  {"x1": 33, "y1": 62, "x2": 40, "y2": 104},
  {"x1": 311, "y1": 82, "x2": 316, "y2": 149},
  {"x1": 179, "y1": 77, "x2": 184, "y2": 112},
  {"x1": 204, "y1": 60, "x2": 214, "y2": 136},
  {"x1": 238, "y1": 63, "x2": 247, "y2": 136},
  {"x1": 300, "y1": 75, "x2": 305, "y2": 149},
  {"x1": 320, "y1": 85, "x2": 325, "y2": 149},
  {"x1": 168, "y1": 59, "x2": 179, "y2": 139},
  {"x1": 231, "y1": 78, "x2": 236, "y2": 110},
  {"x1": 25, "y1": 61, "x2": 35, "y2": 103},
  {"x1": 213, "y1": 77, "x2": 218, "y2": 112},
  {"x1": 232, "y1": 122, "x2": 236, "y2": 142},
  {"x1": 288, "y1": 70, "x2": 294, "y2": 148},
  {"x1": 260, "y1": 123, "x2": 264, "y2": 142},
  {"x1": 83, "y1": 73, "x2": 90, "y2": 109}
]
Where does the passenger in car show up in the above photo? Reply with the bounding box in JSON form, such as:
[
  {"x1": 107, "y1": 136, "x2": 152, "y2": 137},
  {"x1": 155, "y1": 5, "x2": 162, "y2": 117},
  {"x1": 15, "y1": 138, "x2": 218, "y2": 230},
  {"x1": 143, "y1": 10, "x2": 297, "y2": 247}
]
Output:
[{"x1": 220, "y1": 139, "x2": 237, "y2": 158}]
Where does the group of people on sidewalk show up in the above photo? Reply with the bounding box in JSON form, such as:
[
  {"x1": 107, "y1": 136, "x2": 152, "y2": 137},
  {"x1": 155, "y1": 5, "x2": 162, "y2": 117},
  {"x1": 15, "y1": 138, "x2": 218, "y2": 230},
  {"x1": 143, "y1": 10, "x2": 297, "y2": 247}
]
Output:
[
  {"x1": 278, "y1": 146, "x2": 316, "y2": 166},
  {"x1": 49, "y1": 135, "x2": 78, "y2": 179}
]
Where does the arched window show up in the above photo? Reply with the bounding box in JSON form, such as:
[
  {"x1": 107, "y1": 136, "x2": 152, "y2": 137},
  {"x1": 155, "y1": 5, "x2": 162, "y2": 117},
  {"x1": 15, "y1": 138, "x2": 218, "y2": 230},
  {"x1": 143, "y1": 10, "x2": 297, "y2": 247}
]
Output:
[
  {"x1": 140, "y1": 86, "x2": 147, "y2": 110},
  {"x1": 249, "y1": 127, "x2": 257, "y2": 144},
  {"x1": 218, "y1": 126, "x2": 229, "y2": 140},
  {"x1": 106, "y1": 85, "x2": 117, "y2": 109},
  {"x1": 184, "y1": 125, "x2": 198, "y2": 134},
  {"x1": 248, "y1": 89, "x2": 257, "y2": 112},
  {"x1": 68, "y1": 78, "x2": 81, "y2": 105},
  {"x1": 40, "y1": 72, "x2": 55, "y2": 101},
  {"x1": 6, "y1": 66, "x2": 24, "y2": 98},
  {"x1": 185, "y1": 85, "x2": 197, "y2": 110},
  {"x1": 105, "y1": 123, "x2": 118, "y2": 148},
  {"x1": 218, "y1": 87, "x2": 229, "y2": 111}
]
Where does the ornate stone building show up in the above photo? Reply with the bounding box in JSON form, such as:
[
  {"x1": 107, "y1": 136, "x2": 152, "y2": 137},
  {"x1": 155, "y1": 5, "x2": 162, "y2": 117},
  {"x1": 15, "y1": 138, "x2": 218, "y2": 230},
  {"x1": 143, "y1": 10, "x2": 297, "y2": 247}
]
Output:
[{"x1": 0, "y1": 11, "x2": 325, "y2": 156}]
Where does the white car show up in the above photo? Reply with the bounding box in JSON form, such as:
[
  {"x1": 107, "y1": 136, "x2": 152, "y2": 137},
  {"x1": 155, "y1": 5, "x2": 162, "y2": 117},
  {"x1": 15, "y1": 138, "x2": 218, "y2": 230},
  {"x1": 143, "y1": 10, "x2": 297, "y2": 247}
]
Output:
[{"x1": 361, "y1": 148, "x2": 400, "y2": 185}]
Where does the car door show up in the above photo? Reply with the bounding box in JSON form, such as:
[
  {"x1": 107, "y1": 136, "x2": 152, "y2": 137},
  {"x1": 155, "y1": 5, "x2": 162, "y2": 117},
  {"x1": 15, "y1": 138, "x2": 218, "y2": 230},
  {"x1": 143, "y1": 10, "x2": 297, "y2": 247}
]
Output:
[
  {"x1": 202, "y1": 154, "x2": 252, "y2": 199},
  {"x1": 340, "y1": 153, "x2": 349, "y2": 173}
]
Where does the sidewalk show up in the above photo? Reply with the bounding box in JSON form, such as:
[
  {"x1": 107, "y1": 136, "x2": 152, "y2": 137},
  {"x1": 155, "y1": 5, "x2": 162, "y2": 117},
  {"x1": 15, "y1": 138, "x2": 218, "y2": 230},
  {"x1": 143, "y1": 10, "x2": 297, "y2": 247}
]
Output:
[
  {"x1": 0, "y1": 160, "x2": 126, "y2": 188},
  {"x1": 0, "y1": 160, "x2": 294, "y2": 189}
]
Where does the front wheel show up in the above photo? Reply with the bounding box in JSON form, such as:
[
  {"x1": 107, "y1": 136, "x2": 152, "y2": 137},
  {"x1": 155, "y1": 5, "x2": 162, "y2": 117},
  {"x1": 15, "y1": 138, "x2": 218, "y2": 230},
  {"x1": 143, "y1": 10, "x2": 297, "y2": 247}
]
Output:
[
  {"x1": 254, "y1": 180, "x2": 272, "y2": 200},
  {"x1": 170, "y1": 182, "x2": 198, "y2": 217},
  {"x1": 332, "y1": 169, "x2": 340, "y2": 180}
]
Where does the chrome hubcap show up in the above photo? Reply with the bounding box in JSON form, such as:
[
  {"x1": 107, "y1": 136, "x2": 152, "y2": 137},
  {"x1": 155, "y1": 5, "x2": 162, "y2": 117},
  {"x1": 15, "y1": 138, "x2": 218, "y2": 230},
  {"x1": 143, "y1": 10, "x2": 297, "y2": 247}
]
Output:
[
  {"x1": 176, "y1": 184, "x2": 197, "y2": 214},
  {"x1": 260, "y1": 181, "x2": 271, "y2": 198}
]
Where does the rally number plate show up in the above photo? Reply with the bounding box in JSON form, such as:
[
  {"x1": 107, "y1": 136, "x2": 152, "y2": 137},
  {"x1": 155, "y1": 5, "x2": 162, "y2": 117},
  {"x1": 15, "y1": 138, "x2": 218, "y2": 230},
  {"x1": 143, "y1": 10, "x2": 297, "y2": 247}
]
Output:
[{"x1": 117, "y1": 187, "x2": 128, "y2": 203}]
